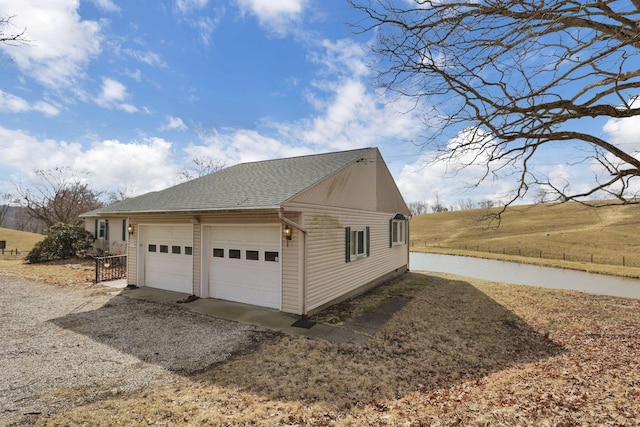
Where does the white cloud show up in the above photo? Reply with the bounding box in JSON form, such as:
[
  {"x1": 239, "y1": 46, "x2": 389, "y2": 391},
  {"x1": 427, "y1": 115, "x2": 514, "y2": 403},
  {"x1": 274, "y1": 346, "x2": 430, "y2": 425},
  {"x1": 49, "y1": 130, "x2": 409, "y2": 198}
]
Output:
[
  {"x1": 176, "y1": 0, "x2": 209, "y2": 13},
  {"x1": 603, "y1": 116, "x2": 640, "y2": 148},
  {"x1": 236, "y1": 0, "x2": 306, "y2": 35},
  {"x1": 161, "y1": 116, "x2": 188, "y2": 131},
  {"x1": 124, "y1": 68, "x2": 143, "y2": 82},
  {"x1": 99, "y1": 78, "x2": 126, "y2": 102},
  {"x1": 0, "y1": 126, "x2": 83, "y2": 175},
  {"x1": 97, "y1": 77, "x2": 139, "y2": 113},
  {"x1": 194, "y1": 127, "x2": 293, "y2": 165},
  {"x1": 79, "y1": 138, "x2": 178, "y2": 193},
  {"x1": 0, "y1": 126, "x2": 179, "y2": 196},
  {"x1": 0, "y1": 90, "x2": 60, "y2": 116},
  {"x1": 89, "y1": 0, "x2": 121, "y2": 12},
  {"x1": 122, "y1": 48, "x2": 167, "y2": 68},
  {"x1": 270, "y1": 39, "x2": 423, "y2": 152},
  {"x1": 174, "y1": 0, "x2": 224, "y2": 45},
  {"x1": 311, "y1": 39, "x2": 371, "y2": 79},
  {"x1": 0, "y1": 0, "x2": 102, "y2": 89}
]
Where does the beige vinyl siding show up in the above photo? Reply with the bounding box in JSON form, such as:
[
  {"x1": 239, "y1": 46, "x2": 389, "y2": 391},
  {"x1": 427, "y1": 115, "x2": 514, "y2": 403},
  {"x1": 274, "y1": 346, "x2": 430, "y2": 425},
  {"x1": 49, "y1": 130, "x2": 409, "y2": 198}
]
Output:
[
  {"x1": 192, "y1": 223, "x2": 201, "y2": 296},
  {"x1": 375, "y1": 156, "x2": 411, "y2": 215},
  {"x1": 281, "y1": 212, "x2": 302, "y2": 314},
  {"x1": 290, "y1": 203, "x2": 409, "y2": 313},
  {"x1": 288, "y1": 149, "x2": 378, "y2": 210},
  {"x1": 127, "y1": 221, "x2": 138, "y2": 286}
]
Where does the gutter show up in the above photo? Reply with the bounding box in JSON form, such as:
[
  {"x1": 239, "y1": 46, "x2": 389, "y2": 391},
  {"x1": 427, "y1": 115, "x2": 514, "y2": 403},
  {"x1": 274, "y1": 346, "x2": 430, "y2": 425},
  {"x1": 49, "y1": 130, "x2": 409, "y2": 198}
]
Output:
[{"x1": 279, "y1": 210, "x2": 309, "y2": 317}]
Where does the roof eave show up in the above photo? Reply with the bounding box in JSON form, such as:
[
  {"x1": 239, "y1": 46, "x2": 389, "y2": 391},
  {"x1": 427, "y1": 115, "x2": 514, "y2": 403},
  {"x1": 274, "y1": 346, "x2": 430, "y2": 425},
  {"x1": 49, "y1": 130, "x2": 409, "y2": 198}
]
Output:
[{"x1": 84, "y1": 205, "x2": 283, "y2": 217}]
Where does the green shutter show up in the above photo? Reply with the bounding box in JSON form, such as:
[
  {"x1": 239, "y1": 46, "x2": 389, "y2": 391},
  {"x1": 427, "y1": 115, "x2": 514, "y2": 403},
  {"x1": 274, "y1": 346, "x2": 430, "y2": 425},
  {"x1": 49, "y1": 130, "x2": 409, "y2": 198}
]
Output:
[
  {"x1": 122, "y1": 219, "x2": 127, "y2": 241},
  {"x1": 404, "y1": 220, "x2": 408, "y2": 244},
  {"x1": 389, "y1": 219, "x2": 393, "y2": 248},
  {"x1": 94, "y1": 219, "x2": 98, "y2": 238},
  {"x1": 105, "y1": 219, "x2": 109, "y2": 241},
  {"x1": 345, "y1": 227, "x2": 351, "y2": 263},
  {"x1": 366, "y1": 226, "x2": 370, "y2": 257}
]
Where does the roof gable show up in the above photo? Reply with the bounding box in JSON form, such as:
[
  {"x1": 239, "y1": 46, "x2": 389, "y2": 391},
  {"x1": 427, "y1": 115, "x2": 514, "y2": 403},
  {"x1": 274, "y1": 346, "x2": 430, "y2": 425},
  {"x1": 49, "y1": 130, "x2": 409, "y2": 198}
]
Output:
[
  {"x1": 287, "y1": 147, "x2": 410, "y2": 215},
  {"x1": 86, "y1": 148, "x2": 376, "y2": 215}
]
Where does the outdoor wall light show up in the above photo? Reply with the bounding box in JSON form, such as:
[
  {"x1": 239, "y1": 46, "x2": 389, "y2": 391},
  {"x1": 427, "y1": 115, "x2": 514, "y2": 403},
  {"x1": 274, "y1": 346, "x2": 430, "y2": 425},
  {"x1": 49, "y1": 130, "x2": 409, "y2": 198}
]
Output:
[
  {"x1": 283, "y1": 225, "x2": 292, "y2": 240},
  {"x1": 128, "y1": 224, "x2": 135, "y2": 236}
]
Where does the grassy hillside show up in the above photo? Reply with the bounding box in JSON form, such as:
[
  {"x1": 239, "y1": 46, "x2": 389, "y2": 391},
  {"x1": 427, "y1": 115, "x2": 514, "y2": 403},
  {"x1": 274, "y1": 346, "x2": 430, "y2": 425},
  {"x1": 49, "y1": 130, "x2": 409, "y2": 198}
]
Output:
[
  {"x1": 0, "y1": 227, "x2": 45, "y2": 256},
  {"x1": 410, "y1": 202, "x2": 640, "y2": 272}
]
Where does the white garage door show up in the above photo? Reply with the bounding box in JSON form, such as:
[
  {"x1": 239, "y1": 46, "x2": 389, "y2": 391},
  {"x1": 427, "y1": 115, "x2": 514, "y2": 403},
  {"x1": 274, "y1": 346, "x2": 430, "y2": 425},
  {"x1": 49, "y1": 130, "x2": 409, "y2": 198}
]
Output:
[
  {"x1": 142, "y1": 225, "x2": 193, "y2": 294},
  {"x1": 207, "y1": 225, "x2": 281, "y2": 309}
]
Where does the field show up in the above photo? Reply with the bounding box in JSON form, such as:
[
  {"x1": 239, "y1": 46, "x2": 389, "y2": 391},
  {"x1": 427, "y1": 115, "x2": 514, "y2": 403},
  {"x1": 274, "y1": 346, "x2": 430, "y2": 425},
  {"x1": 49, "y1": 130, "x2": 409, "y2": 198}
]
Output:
[
  {"x1": 0, "y1": 227, "x2": 45, "y2": 257},
  {"x1": 410, "y1": 202, "x2": 640, "y2": 276}
]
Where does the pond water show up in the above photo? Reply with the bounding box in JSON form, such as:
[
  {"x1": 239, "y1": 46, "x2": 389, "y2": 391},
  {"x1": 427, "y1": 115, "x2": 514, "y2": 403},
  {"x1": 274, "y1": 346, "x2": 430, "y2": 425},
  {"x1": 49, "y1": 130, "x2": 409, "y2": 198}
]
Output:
[{"x1": 409, "y1": 252, "x2": 640, "y2": 299}]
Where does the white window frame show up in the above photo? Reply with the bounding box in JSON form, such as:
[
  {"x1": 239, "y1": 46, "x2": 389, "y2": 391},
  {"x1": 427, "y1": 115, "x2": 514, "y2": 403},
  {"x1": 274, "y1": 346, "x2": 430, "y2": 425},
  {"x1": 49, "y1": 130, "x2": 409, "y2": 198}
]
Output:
[
  {"x1": 351, "y1": 228, "x2": 367, "y2": 257},
  {"x1": 98, "y1": 220, "x2": 106, "y2": 239},
  {"x1": 392, "y1": 220, "x2": 406, "y2": 245}
]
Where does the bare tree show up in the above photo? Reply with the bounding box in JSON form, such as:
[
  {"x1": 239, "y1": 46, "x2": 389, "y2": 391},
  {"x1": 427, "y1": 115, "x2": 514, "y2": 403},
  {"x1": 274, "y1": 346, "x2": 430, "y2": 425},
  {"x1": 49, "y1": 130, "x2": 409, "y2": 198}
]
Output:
[
  {"x1": 105, "y1": 186, "x2": 133, "y2": 205},
  {"x1": 177, "y1": 155, "x2": 227, "y2": 182},
  {"x1": 479, "y1": 200, "x2": 497, "y2": 210},
  {"x1": 15, "y1": 167, "x2": 104, "y2": 227},
  {"x1": 0, "y1": 193, "x2": 13, "y2": 227},
  {"x1": 408, "y1": 200, "x2": 429, "y2": 215},
  {"x1": 458, "y1": 198, "x2": 476, "y2": 211},
  {"x1": 352, "y1": 1, "x2": 640, "y2": 207},
  {"x1": 431, "y1": 193, "x2": 448, "y2": 213}
]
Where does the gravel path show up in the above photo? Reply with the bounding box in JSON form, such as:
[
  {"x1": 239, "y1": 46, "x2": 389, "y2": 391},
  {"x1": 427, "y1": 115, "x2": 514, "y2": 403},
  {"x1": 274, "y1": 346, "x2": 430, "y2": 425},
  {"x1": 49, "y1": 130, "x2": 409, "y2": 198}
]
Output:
[{"x1": 0, "y1": 273, "x2": 269, "y2": 421}]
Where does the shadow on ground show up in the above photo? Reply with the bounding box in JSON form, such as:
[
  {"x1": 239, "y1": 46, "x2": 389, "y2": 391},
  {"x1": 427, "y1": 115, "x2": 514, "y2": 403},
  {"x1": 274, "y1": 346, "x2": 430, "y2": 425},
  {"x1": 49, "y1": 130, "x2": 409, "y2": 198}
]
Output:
[
  {"x1": 49, "y1": 273, "x2": 564, "y2": 412},
  {"x1": 197, "y1": 274, "x2": 565, "y2": 410},
  {"x1": 50, "y1": 294, "x2": 271, "y2": 376}
]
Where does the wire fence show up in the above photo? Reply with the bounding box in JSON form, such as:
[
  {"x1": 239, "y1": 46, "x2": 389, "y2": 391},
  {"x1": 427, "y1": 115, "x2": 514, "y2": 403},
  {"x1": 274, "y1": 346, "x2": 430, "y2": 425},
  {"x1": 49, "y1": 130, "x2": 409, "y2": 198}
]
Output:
[
  {"x1": 411, "y1": 241, "x2": 640, "y2": 268},
  {"x1": 0, "y1": 247, "x2": 27, "y2": 256}
]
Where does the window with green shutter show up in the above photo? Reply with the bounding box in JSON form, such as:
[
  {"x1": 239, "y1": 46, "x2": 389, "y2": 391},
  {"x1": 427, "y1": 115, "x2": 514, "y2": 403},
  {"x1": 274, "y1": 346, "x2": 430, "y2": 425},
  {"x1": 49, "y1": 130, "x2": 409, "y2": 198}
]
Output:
[{"x1": 346, "y1": 226, "x2": 370, "y2": 262}]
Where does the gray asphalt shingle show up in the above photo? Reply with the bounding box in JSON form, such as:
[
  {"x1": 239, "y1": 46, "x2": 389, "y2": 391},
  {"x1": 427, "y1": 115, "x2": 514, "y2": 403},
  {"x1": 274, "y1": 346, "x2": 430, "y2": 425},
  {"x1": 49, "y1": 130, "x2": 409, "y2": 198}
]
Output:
[{"x1": 87, "y1": 147, "x2": 373, "y2": 215}]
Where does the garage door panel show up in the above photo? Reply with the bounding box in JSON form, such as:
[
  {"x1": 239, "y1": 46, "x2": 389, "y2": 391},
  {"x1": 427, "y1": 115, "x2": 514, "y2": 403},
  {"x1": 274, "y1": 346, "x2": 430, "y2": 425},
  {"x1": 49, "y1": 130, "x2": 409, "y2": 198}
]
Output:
[
  {"x1": 143, "y1": 225, "x2": 193, "y2": 294},
  {"x1": 207, "y1": 226, "x2": 281, "y2": 309}
]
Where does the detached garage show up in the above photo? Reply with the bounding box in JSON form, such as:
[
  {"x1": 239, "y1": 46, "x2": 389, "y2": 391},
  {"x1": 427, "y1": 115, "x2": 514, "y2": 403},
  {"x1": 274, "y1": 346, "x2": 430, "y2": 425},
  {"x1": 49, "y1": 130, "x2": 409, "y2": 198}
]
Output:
[{"x1": 81, "y1": 147, "x2": 411, "y2": 316}]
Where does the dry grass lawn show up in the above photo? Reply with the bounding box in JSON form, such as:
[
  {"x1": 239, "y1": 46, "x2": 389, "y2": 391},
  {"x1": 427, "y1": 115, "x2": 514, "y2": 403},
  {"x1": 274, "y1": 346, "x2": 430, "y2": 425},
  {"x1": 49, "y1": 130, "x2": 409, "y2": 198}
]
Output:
[
  {"x1": 0, "y1": 227, "x2": 45, "y2": 256},
  {"x1": 0, "y1": 258, "x2": 95, "y2": 288},
  {"x1": 14, "y1": 271, "x2": 640, "y2": 426}
]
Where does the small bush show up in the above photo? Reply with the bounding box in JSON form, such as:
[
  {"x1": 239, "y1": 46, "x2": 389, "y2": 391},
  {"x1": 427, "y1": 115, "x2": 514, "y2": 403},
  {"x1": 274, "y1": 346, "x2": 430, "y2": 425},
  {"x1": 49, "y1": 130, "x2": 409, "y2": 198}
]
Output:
[{"x1": 25, "y1": 223, "x2": 94, "y2": 264}]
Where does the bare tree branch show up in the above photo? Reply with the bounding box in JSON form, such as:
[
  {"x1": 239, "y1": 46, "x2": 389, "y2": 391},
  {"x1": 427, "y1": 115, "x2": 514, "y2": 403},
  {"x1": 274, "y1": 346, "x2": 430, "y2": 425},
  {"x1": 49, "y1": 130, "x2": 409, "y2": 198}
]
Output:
[
  {"x1": 177, "y1": 155, "x2": 227, "y2": 183},
  {"x1": 0, "y1": 15, "x2": 28, "y2": 45},
  {"x1": 352, "y1": 0, "x2": 640, "y2": 206}
]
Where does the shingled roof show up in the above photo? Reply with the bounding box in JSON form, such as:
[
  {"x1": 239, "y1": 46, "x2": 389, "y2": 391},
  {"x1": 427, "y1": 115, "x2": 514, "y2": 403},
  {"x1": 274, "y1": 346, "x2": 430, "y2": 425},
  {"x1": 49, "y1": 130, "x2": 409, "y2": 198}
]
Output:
[{"x1": 84, "y1": 147, "x2": 375, "y2": 215}]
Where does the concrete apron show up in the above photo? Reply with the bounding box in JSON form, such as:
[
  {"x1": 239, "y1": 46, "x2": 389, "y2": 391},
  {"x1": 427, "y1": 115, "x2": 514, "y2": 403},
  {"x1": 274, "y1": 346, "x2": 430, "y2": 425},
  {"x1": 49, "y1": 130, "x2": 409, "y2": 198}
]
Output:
[{"x1": 115, "y1": 285, "x2": 386, "y2": 346}]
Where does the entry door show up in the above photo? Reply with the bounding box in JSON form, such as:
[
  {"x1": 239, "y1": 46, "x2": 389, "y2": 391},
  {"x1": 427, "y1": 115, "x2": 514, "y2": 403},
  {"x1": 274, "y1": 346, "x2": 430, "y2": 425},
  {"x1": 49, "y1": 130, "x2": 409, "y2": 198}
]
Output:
[{"x1": 207, "y1": 225, "x2": 281, "y2": 309}]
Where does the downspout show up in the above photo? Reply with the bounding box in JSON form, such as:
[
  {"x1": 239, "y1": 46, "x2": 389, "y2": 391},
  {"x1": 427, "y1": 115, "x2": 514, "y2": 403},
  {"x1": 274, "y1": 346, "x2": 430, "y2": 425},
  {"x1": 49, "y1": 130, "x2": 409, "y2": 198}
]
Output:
[{"x1": 279, "y1": 210, "x2": 308, "y2": 316}]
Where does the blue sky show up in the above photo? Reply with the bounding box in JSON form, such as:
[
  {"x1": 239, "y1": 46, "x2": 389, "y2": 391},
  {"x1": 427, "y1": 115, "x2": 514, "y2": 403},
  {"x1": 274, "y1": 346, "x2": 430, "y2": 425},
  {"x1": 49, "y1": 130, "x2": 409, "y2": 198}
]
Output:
[{"x1": 1, "y1": 0, "x2": 638, "y2": 209}]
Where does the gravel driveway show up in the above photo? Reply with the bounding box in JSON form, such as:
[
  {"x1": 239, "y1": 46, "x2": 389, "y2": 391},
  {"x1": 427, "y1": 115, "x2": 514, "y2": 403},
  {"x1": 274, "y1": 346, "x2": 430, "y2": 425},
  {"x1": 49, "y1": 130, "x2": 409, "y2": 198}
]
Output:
[{"x1": 0, "y1": 274, "x2": 269, "y2": 421}]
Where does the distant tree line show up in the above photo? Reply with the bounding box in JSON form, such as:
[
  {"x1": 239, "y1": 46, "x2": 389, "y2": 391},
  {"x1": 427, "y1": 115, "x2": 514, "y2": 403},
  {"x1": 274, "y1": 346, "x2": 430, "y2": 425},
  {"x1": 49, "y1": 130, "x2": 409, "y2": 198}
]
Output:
[{"x1": 408, "y1": 198, "x2": 500, "y2": 215}]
